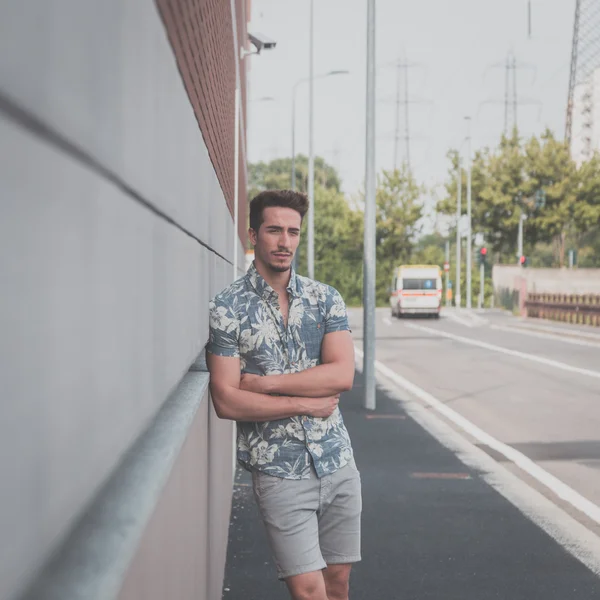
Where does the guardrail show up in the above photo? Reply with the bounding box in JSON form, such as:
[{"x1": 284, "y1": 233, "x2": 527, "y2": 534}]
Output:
[{"x1": 525, "y1": 293, "x2": 600, "y2": 327}]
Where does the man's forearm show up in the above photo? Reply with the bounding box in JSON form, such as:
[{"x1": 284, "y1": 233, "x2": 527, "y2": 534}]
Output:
[
  {"x1": 263, "y1": 363, "x2": 353, "y2": 398},
  {"x1": 211, "y1": 384, "x2": 316, "y2": 421}
]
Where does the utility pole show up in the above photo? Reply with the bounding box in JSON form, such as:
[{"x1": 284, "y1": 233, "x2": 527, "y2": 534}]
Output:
[
  {"x1": 403, "y1": 61, "x2": 410, "y2": 169},
  {"x1": 455, "y1": 157, "x2": 462, "y2": 308},
  {"x1": 382, "y1": 57, "x2": 429, "y2": 171},
  {"x1": 393, "y1": 60, "x2": 401, "y2": 171},
  {"x1": 233, "y1": 86, "x2": 240, "y2": 281},
  {"x1": 481, "y1": 52, "x2": 539, "y2": 138},
  {"x1": 307, "y1": 0, "x2": 315, "y2": 279},
  {"x1": 445, "y1": 240, "x2": 450, "y2": 307},
  {"x1": 479, "y1": 261, "x2": 484, "y2": 309},
  {"x1": 363, "y1": 0, "x2": 376, "y2": 411},
  {"x1": 517, "y1": 211, "x2": 525, "y2": 264},
  {"x1": 465, "y1": 116, "x2": 472, "y2": 310}
]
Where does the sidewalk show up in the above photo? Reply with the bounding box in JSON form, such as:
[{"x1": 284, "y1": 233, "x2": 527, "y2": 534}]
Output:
[{"x1": 222, "y1": 371, "x2": 600, "y2": 599}]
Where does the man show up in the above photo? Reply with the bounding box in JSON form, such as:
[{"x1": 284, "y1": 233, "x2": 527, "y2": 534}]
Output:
[{"x1": 207, "y1": 189, "x2": 361, "y2": 600}]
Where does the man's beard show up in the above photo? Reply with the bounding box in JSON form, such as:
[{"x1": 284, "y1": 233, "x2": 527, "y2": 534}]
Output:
[{"x1": 266, "y1": 260, "x2": 291, "y2": 273}]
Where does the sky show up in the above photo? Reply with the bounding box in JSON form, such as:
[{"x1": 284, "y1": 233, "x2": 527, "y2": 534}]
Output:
[{"x1": 246, "y1": 0, "x2": 575, "y2": 213}]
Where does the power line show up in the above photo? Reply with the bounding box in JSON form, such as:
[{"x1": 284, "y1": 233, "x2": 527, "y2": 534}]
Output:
[
  {"x1": 379, "y1": 56, "x2": 431, "y2": 171},
  {"x1": 480, "y1": 51, "x2": 540, "y2": 136}
]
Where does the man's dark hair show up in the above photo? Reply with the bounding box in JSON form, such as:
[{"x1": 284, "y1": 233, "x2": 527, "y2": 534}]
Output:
[{"x1": 249, "y1": 190, "x2": 309, "y2": 232}]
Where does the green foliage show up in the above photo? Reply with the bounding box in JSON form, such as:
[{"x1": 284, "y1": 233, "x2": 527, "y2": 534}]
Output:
[
  {"x1": 375, "y1": 165, "x2": 424, "y2": 304},
  {"x1": 296, "y1": 186, "x2": 364, "y2": 306},
  {"x1": 248, "y1": 155, "x2": 341, "y2": 199},
  {"x1": 439, "y1": 128, "x2": 600, "y2": 268},
  {"x1": 248, "y1": 158, "x2": 427, "y2": 307}
]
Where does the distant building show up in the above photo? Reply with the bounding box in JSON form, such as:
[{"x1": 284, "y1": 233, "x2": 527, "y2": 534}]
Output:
[{"x1": 570, "y1": 66, "x2": 600, "y2": 165}]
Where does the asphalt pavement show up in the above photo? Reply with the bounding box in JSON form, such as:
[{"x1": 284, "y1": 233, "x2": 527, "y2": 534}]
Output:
[
  {"x1": 222, "y1": 356, "x2": 600, "y2": 599},
  {"x1": 358, "y1": 307, "x2": 600, "y2": 518}
]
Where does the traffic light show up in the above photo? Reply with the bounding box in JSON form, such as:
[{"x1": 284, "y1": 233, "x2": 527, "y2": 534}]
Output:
[
  {"x1": 519, "y1": 255, "x2": 528, "y2": 267},
  {"x1": 478, "y1": 246, "x2": 488, "y2": 266}
]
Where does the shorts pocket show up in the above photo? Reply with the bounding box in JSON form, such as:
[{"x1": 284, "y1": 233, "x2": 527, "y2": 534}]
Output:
[{"x1": 255, "y1": 471, "x2": 287, "y2": 498}]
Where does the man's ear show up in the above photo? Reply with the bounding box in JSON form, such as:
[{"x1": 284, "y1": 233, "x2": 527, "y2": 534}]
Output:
[{"x1": 248, "y1": 227, "x2": 257, "y2": 246}]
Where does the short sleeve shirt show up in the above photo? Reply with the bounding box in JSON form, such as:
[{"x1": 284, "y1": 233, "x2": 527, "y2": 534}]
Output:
[{"x1": 207, "y1": 263, "x2": 354, "y2": 479}]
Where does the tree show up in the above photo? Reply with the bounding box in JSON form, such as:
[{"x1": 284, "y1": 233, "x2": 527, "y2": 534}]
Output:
[
  {"x1": 375, "y1": 165, "x2": 424, "y2": 304},
  {"x1": 248, "y1": 156, "x2": 364, "y2": 304},
  {"x1": 248, "y1": 155, "x2": 341, "y2": 199},
  {"x1": 523, "y1": 130, "x2": 577, "y2": 267},
  {"x1": 297, "y1": 186, "x2": 364, "y2": 306}
]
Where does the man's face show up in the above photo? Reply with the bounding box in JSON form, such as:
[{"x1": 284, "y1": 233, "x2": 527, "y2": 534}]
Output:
[{"x1": 249, "y1": 206, "x2": 301, "y2": 273}]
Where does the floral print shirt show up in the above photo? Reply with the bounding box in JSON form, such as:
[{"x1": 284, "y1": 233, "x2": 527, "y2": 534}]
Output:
[{"x1": 207, "y1": 263, "x2": 354, "y2": 479}]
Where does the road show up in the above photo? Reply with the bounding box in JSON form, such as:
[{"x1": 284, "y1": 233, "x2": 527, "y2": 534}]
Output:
[
  {"x1": 223, "y1": 308, "x2": 600, "y2": 599},
  {"x1": 350, "y1": 307, "x2": 600, "y2": 534}
]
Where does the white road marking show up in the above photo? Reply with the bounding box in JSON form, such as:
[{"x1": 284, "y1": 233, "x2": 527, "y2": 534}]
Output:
[
  {"x1": 516, "y1": 321, "x2": 600, "y2": 341},
  {"x1": 403, "y1": 322, "x2": 600, "y2": 380},
  {"x1": 490, "y1": 324, "x2": 600, "y2": 348},
  {"x1": 382, "y1": 317, "x2": 393, "y2": 326},
  {"x1": 468, "y1": 311, "x2": 490, "y2": 325},
  {"x1": 354, "y1": 347, "x2": 600, "y2": 573},
  {"x1": 444, "y1": 311, "x2": 475, "y2": 328}
]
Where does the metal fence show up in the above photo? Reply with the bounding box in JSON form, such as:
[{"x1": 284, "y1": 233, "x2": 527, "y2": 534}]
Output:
[{"x1": 525, "y1": 293, "x2": 600, "y2": 327}]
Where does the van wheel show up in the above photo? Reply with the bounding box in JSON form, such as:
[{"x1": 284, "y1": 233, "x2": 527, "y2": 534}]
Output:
[{"x1": 434, "y1": 313, "x2": 440, "y2": 319}]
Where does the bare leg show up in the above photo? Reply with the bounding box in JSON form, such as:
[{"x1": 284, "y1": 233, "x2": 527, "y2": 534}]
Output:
[
  {"x1": 323, "y1": 564, "x2": 352, "y2": 600},
  {"x1": 285, "y1": 570, "x2": 329, "y2": 600}
]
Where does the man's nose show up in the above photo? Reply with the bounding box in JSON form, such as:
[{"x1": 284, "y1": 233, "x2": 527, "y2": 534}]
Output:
[{"x1": 279, "y1": 231, "x2": 291, "y2": 248}]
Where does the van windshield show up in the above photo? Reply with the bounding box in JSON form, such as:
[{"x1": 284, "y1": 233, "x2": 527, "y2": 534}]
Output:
[{"x1": 402, "y1": 278, "x2": 437, "y2": 290}]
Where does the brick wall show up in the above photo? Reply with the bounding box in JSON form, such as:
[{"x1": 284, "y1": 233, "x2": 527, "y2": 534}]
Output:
[{"x1": 156, "y1": 0, "x2": 248, "y2": 246}]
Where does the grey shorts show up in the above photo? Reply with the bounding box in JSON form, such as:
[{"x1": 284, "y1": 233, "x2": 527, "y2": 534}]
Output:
[{"x1": 251, "y1": 458, "x2": 362, "y2": 580}]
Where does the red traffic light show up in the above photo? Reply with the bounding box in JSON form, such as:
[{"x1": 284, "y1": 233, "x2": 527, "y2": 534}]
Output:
[
  {"x1": 480, "y1": 247, "x2": 487, "y2": 256},
  {"x1": 519, "y1": 255, "x2": 527, "y2": 265}
]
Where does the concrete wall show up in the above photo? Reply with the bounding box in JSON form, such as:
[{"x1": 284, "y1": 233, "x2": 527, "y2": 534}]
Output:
[
  {"x1": 493, "y1": 265, "x2": 600, "y2": 295},
  {"x1": 0, "y1": 1, "x2": 245, "y2": 599}
]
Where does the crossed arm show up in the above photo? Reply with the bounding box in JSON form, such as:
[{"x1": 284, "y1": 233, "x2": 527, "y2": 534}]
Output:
[
  {"x1": 240, "y1": 330, "x2": 355, "y2": 398},
  {"x1": 207, "y1": 330, "x2": 354, "y2": 421}
]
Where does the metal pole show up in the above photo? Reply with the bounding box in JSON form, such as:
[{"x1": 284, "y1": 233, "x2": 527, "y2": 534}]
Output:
[
  {"x1": 233, "y1": 85, "x2": 240, "y2": 281},
  {"x1": 404, "y1": 62, "x2": 410, "y2": 170},
  {"x1": 445, "y1": 240, "x2": 450, "y2": 307},
  {"x1": 479, "y1": 262, "x2": 484, "y2": 309},
  {"x1": 307, "y1": 0, "x2": 315, "y2": 279},
  {"x1": 518, "y1": 211, "x2": 524, "y2": 263},
  {"x1": 465, "y1": 117, "x2": 472, "y2": 309},
  {"x1": 291, "y1": 86, "x2": 298, "y2": 272},
  {"x1": 455, "y1": 157, "x2": 462, "y2": 307},
  {"x1": 291, "y1": 86, "x2": 297, "y2": 190},
  {"x1": 363, "y1": 0, "x2": 376, "y2": 411}
]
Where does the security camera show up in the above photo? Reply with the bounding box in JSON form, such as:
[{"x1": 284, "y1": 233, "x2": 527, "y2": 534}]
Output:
[{"x1": 248, "y1": 32, "x2": 277, "y2": 54}]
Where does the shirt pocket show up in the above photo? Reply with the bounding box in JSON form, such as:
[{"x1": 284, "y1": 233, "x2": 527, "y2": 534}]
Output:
[{"x1": 303, "y1": 306, "x2": 325, "y2": 359}]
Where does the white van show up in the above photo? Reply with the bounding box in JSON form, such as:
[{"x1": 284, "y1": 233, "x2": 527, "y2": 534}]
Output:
[{"x1": 390, "y1": 265, "x2": 442, "y2": 318}]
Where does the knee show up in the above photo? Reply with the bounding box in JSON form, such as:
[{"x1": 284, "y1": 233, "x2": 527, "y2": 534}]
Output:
[
  {"x1": 294, "y1": 581, "x2": 325, "y2": 600},
  {"x1": 286, "y1": 573, "x2": 328, "y2": 600},
  {"x1": 325, "y1": 573, "x2": 349, "y2": 600}
]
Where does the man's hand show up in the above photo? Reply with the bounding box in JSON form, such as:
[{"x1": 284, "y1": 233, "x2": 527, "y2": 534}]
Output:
[
  {"x1": 298, "y1": 395, "x2": 340, "y2": 418},
  {"x1": 240, "y1": 373, "x2": 269, "y2": 394}
]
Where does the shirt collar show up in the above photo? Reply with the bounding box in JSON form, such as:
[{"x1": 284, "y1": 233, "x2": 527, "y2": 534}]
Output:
[{"x1": 246, "y1": 262, "x2": 301, "y2": 300}]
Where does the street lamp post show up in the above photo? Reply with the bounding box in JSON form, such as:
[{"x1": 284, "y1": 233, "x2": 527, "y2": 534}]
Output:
[
  {"x1": 363, "y1": 0, "x2": 376, "y2": 411},
  {"x1": 290, "y1": 70, "x2": 348, "y2": 274},
  {"x1": 455, "y1": 156, "x2": 462, "y2": 307},
  {"x1": 308, "y1": 0, "x2": 315, "y2": 279},
  {"x1": 465, "y1": 116, "x2": 472, "y2": 310}
]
